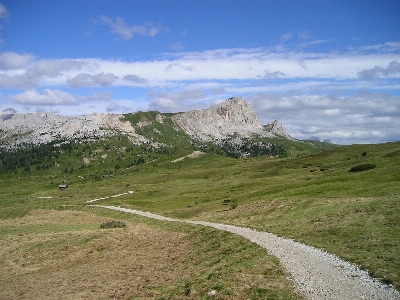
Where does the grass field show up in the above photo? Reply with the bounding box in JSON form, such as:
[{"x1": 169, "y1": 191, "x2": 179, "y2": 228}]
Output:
[
  {"x1": 1, "y1": 139, "x2": 399, "y2": 297},
  {"x1": 0, "y1": 208, "x2": 301, "y2": 299}
]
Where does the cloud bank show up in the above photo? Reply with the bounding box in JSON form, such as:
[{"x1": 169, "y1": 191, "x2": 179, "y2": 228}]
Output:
[
  {"x1": 358, "y1": 60, "x2": 400, "y2": 80},
  {"x1": 1, "y1": 45, "x2": 399, "y2": 144}
]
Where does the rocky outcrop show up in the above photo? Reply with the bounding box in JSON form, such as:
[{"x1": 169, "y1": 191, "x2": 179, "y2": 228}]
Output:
[
  {"x1": 172, "y1": 96, "x2": 276, "y2": 141},
  {"x1": 0, "y1": 110, "x2": 146, "y2": 148},
  {"x1": 264, "y1": 120, "x2": 292, "y2": 139}
]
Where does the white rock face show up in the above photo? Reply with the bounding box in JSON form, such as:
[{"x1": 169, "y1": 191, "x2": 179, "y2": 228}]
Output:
[
  {"x1": 268, "y1": 120, "x2": 292, "y2": 139},
  {"x1": 0, "y1": 111, "x2": 146, "y2": 147},
  {"x1": 172, "y1": 96, "x2": 276, "y2": 141}
]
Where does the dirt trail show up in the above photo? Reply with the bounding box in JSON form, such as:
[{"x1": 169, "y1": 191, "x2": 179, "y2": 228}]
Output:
[{"x1": 92, "y1": 205, "x2": 400, "y2": 300}]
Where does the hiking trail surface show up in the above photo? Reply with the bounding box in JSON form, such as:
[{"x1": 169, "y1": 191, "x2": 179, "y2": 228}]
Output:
[{"x1": 92, "y1": 205, "x2": 400, "y2": 300}]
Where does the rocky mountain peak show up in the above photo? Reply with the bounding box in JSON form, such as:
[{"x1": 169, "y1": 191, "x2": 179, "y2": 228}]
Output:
[
  {"x1": 171, "y1": 96, "x2": 273, "y2": 141},
  {"x1": 0, "y1": 108, "x2": 17, "y2": 121},
  {"x1": 270, "y1": 120, "x2": 291, "y2": 138}
]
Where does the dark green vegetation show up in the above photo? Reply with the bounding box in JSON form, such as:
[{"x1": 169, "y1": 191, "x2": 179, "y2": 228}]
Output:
[
  {"x1": 99, "y1": 220, "x2": 126, "y2": 228},
  {"x1": 1, "y1": 113, "x2": 399, "y2": 295},
  {"x1": 349, "y1": 163, "x2": 376, "y2": 172},
  {"x1": 0, "y1": 140, "x2": 65, "y2": 173}
]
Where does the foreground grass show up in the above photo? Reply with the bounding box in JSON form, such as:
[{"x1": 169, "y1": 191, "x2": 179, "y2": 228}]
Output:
[
  {"x1": 1, "y1": 141, "x2": 399, "y2": 293},
  {"x1": 0, "y1": 207, "x2": 302, "y2": 300}
]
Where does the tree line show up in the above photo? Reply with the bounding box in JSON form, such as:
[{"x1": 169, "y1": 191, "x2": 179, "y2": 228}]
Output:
[{"x1": 0, "y1": 141, "x2": 72, "y2": 174}]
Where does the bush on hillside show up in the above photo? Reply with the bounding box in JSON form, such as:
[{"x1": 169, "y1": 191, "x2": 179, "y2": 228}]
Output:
[
  {"x1": 349, "y1": 163, "x2": 376, "y2": 172},
  {"x1": 230, "y1": 199, "x2": 238, "y2": 209},
  {"x1": 100, "y1": 220, "x2": 126, "y2": 229}
]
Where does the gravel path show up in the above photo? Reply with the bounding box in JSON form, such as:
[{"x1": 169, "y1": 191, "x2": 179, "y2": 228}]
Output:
[{"x1": 93, "y1": 205, "x2": 400, "y2": 300}]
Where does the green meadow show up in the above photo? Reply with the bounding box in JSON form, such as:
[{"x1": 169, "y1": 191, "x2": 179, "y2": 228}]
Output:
[{"x1": 1, "y1": 137, "x2": 399, "y2": 297}]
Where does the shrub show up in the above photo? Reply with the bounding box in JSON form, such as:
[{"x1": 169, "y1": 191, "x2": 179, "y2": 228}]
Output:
[
  {"x1": 349, "y1": 163, "x2": 376, "y2": 172},
  {"x1": 230, "y1": 200, "x2": 238, "y2": 210},
  {"x1": 100, "y1": 220, "x2": 126, "y2": 229}
]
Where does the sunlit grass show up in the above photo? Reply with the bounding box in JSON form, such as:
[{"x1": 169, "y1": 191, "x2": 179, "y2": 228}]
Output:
[{"x1": 1, "y1": 140, "x2": 399, "y2": 291}]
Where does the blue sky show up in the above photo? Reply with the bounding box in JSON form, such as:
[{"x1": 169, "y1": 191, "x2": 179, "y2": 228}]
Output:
[{"x1": 0, "y1": 0, "x2": 400, "y2": 144}]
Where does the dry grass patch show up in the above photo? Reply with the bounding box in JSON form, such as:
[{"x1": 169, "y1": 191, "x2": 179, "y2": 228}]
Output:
[
  {"x1": 0, "y1": 209, "x2": 195, "y2": 300},
  {"x1": 0, "y1": 208, "x2": 302, "y2": 299}
]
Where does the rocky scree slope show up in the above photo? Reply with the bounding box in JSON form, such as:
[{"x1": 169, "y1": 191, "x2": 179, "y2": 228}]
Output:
[
  {"x1": 0, "y1": 110, "x2": 147, "y2": 148},
  {"x1": 0, "y1": 97, "x2": 292, "y2": 149}
]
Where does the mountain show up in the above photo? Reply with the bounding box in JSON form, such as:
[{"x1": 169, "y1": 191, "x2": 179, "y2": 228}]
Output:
[
  {"x1": 264, "y1": 120, "x2": 292, "y2": 139},
  {"x1": 0, "y1": 97, "x2": 293, "y2": 149},
  {"x1": 0, "y1": 110, "x2": 146, "y2": 148},
  {"x1": 0, "y1": 108, "x2": 16, "y2": 121},
  {"x1": 308, "y1": 136, "x2": 333, "y2": 144},
  {"x1": 171, "y1": 97, "x2": 272, "y2": 141}
]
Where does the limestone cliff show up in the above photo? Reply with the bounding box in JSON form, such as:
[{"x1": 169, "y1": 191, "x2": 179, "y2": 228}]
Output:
[{"x1": 171, "y1": 96, "x2": 276, "y2": 141}]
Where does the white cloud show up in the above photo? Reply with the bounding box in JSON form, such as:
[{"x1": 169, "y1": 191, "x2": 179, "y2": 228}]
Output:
[
  {"x1": 29, "y1": 59, "x2": 84, "y2": 77},
  {"x1": 0, "y1": 56, "x2": 85, "y2": 89},
  {"x1": 149, "y1": 89, "x2": 205, "y2": 101},
  {"x1": 8, "y1": 89, "x2": 78, "y2": 105},
  {"x1": 261, "y1": 70, "x2": 285, "y2": 79},
  {"x1": 171, "y1": 41, "x2": 185, "y2": 50},
  {"x1": 148, "y1": 89, "x2": 207, "y2": 112},
  {"x1": 148, "y1": 97, "x2": 179, "y2": 112},
  {"x1": 93, "y1": 72, "x2": 118, "y2": 86},
  {"x1": 123, "y1": 74, "x2": 147, "y2": 84},
  {"x1": 165, "y1": 63, "x2": 195, "y2": 72},
  {"x1": 0, "y1": 3, "x2": 9, "y2": 19},
  {"x1": 7, "y1": 89, "x2": 110, "y2": 106},
  {"x1": 2, "y1": 47, "x2": 400, "y2": 91},
  {"x1": 298, "y1": 31, "x2": 312, "y2": 41},
  {"x1": 357, "y1": 60, "x2": 400, "y2": 80},
  {"x1": 82, "y1": 91, "x2": 111, "y2": 102},
  {"x1": 97, "y1": 15, "x2": 162, "y2": 40},
  {"x1": 0, "y1": 52, "x2": 34, "y2": 70},
  {"x1": 67, "y1": 72, "x2": 118, "y2": 88},
  {"x1": 211, "y1": 87, "x2": 226, "y2": 95},
  {"x1": 67, "y1": 73, "x2": 92, "y2": 88},
  {"x1": 351, "y1": 42, "x2": 400, "y2": 54},
  {"x1": 106, "y1": 102, "x2": 120, "y2": 111},
  {"x1": 323, "y1": 108, "x2": 340, "y2": 116},
  {"x1": 280, "y1": 32, "x2": 294, "y2": 43},
  {"x1": 248, "y1": 92, "x2": 400, "y2": 144}
]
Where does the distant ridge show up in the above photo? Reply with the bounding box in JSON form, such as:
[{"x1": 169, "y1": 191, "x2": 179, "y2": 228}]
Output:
[
  {"x1": 308, "y1": 136, "x2": 333, "y2": 144},
  {"x1": 0, "y1": 97, "x2": 293, "y2": 148},
  {"x1": 0, "y1": 108, "x2": 16, "y2": 121}
]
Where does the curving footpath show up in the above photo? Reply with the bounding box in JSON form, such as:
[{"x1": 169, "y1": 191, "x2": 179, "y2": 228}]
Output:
[{"x1": 92, "y1": 205, "x2": 400, "y2": 300}]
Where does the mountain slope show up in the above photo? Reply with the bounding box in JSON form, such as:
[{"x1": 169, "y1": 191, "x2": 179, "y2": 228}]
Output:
[
  {"x1": 0, "y1": 111, "x2": 146, "y2": 148},
  {"x1": 0, "y1": 96, "x2": 293, "y2": 149},
  {"x1": 171, "y1": 96, "x2": 274, "y2": 141}
]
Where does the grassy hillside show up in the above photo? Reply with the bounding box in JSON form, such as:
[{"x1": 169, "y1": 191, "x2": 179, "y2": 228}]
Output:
[{"x1": 0, "y1": 138, "x2": 399, "y2": 295}]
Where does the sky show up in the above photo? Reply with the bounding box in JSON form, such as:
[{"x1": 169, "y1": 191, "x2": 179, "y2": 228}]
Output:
[{"x1": 0, "y1": 0, "x2": 400, "y2": 145}]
